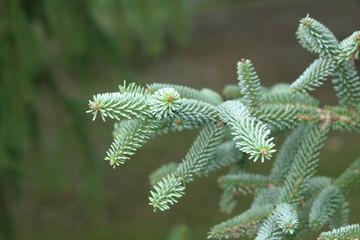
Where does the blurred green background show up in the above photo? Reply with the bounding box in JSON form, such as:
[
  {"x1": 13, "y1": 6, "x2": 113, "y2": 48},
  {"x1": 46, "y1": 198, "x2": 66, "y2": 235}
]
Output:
[{"x1": 1, "y1": 0, "x2": 359, "y2": 239}]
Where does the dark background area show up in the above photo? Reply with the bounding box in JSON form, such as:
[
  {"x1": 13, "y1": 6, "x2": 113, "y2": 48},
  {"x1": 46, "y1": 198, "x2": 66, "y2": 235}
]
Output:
[{"x1": 1, "y1": 0, "x2": 359, "y2": 239}]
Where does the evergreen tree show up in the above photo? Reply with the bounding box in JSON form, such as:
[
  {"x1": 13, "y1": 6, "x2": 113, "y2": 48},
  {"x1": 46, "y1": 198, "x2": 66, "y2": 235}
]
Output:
[{"x1": 88, "y1": 15, "x2": 360, "y2": 239}]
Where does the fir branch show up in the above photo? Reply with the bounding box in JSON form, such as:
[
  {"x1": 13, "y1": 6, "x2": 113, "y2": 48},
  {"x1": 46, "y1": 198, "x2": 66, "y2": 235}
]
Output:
[
  {"x1": 149, "y1": 162, "x2": 178, "y2": 185},
  {"x1": 329, "y1": 200, "x2": 349, "y2": 229},
  {"x1": 219, "y1": 101, "x2": 276, "y2": 162},
  {"x1": 148, "y1": 88, "x2": 182, "y2": 119},
  {"x1": 332, "y1": 65, "x2": 360, "y2": 110},
  {"x1": 270, "y1": 124, "x2": 310, "y2": 185},
  {"x1": 318, "y1": 223, "x2": 360, "y2": 240},
  {"x1": 261, "y1": 92, "x2": 319, "y2": 109},
  {"x1": 278, "y1": 123, "x2": 328, "y2": 204},
  {"x1": 337, "y1": 31, "x2": 360, "y2": 66},
  {"x1": 334, "y1": 156, "x2": 360, "y2": 193},
  {"x1": 296, "y1": 15, "x2": 338, "y2": 57},
  {"x1": 237, "y1": 59, "x2": 262, "y2": 108},
  {"x1": 296, "y1": 107, "x2": 358, "y2": 131},
  {"x1": 305, "y1": 176, "x2": 333, "y2": 199},
  {"x1": 175, "y1": 123, "x2": 225, "y2": 182},
  {"x1": 208, "y1": 204, "x2": 274, "y2": 239},
  {"x1": 309, "y1": 186, "x2": 343, "y2": 230},
  {"x1": 87, "y1": 92, "x2": 150, "y2": 121},
  {"x1": 147, "y1": 83, "x2": 220, "y2": 105},
  {"x1": 290, "y1": 58, "x2": 335, "y2": 93},
  {"x1": 251, "y1": 188, "x2": 281, "y2": 209},
  {"x1": 218, "y1": 173, "x2": 270, "y2": 196},
  {"x1": 105, "y1": 119, "x2": 158, "y2": 168},
  {"x1": 176, "y1": 99, "x2": 218, "y2": 124},
  {"x1": 323, "y1": 106, "x2": 359, "y2": 132},
  {"x1": 149, "y1": 123, "x2": 224, "y2": 211},
  {"x1": 254, "y1": 214, "x2": 283, "y2": 240},
  {"x1": 257, "y1": 104, "x2": 314, "y2": 132},
  {"x1": 118, "y1": 81, "x2": 148, "y2": 95},
  {"x1": 148, "y1": 173, "x2": 185, "y2": 211},
  {"x1": 273, "y1": 203, "x2": 299, "y2": 235}
]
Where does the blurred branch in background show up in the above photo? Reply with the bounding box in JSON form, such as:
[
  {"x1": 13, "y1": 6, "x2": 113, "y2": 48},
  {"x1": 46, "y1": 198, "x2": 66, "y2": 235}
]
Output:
[{"x1": 0, "y1": 0, "x2": 189, "y2": 238}]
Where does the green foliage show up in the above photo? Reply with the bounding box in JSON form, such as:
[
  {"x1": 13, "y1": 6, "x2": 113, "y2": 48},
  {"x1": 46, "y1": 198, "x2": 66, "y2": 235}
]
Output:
[
  {"x1": 88, "y1": 15, "x2": 360, "y2": 239},
  {"x1": 208, "y1": 204, "x2": 274, "y2": 239},
  {"x1": 237, "y1": 59, "x2": 262, "y2": 108},
  {"x1": 308, "y1": 186, "x2": 343, "y2": 230},
  {"x1": 150, "y1": 123, "x2": 224, "y2": 211},
  {"x1": 296, "y1": 14, "x2": 338, "y2": 57},
  {"x1": 219, "y1": 101, "x2": 276, "y2": 162},
  {"x1": 290, "y1": 58, "x2": 335, "y2": 93},
  {"x1": 218, "y1": 173, "x2": 270, "y2": 196},
  {"x1": 149, "y1": 88, "x2": 182, "y2": 119},
  {"x1": 88, "y1": 92, "x2": 151, "y2": 121},
  {"x1": 278, "y1": 124, "x2": 328, "y2": 204},
  {"x1": 106, "y1": 119, "x2": 158, "y2": 167},
  {"x1": 273, "y1": 204, "x2": 299, "y2": 235},
  {"x1": 319, "y1": 224, "x2": 360, "y2": 240}
]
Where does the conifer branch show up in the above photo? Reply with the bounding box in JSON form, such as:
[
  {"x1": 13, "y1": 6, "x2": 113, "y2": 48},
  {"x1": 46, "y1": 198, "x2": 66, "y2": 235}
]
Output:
[
  {"x1": 148, "y1": 88, "x2": 182, "y2": 119},
  {"x1": 105, "y1": 119, "x2": 159, "y2": 167},
  {"x1": 296, "y1": 15, "x2": 338, "y2": 57},
  {"x1": 257, "y1": 105, "x2": 313, "y2": 132},
  {"x1": 118, "y1": 80, "x2": 148, "y2": 95},
  {"x1": 261, "y1": 92, "x2": 319, "y2": 109},
  {"x1": 175, "y1": 123, "x2": 225, "y2": 182},
  {"x1": 291, "y1": 58, "x2": 335, "y2": 93},
  {"x1": 219, "y1": 101, "x2": 276, "y2": 162},
  {"x1": 318, "y1": 223, "x2": 360, "y2": 240},
  {"x1": 237, "y1": 59, "x2": 262, "y2": 108},
  {"x1": 332, "y1": 65, "x2": 360, "y2": 110},
  {"x1": 322, "y1": 106, "x2": 360, "y2": 132},
  {"x1": 329, "y1": 200, "x2": 349, "y2": 229},
  {"x1": 149, "y1": 173, "x2": 185, "y2": 211},
  {"x1": 86, "y1": 16, "x2": 360, "y2": 240},
  {"x1": 87, "y1": 92, "x2": 150, "y2": 121},
  {"x1": 273, "y1": 203, "x2": 299, "y2": 235},
  {"x1": 208, "y1": 204, "x2": 273, "y2": 239},
  {"x1": 176, "y1": 99, "x2": 218, "y2": 124},
  {"x1": 254, "y1": 214, "x2": 283, "y2": 240},
  {"x1": 278, "y1": 123, "x2": 328, "y2": 203},
  {"x1": 337, "y1": 31, "x2": 360, "y2": 66},
  {"x1": 218, "y1": 173, "x2": 270, "y2": 196},
  {"x1": 270, "y1": 124, "x2": 310, "y2": 185},
  {"x1": 251, "y1": 188, "x2": 281, "y2": 210},
  {"x1": 309, "y1": 186, "x2": 343, "y2": 230},
  {"x1": 147, "y1": 83, "x2": 222, "y2": 105},
  {"x1": 149, "y1": 123, "x2": 224, "y2": 211}
]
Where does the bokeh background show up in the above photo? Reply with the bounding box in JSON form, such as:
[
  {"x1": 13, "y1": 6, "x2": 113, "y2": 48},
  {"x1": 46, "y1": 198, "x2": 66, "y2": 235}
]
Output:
[{"x1": 1, "y1": 0, "x2": 359, "y2": 239}]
